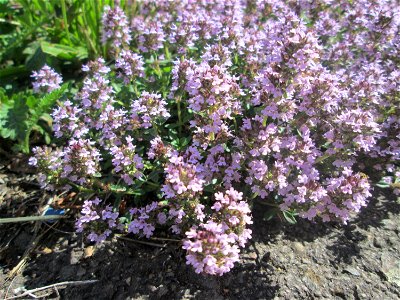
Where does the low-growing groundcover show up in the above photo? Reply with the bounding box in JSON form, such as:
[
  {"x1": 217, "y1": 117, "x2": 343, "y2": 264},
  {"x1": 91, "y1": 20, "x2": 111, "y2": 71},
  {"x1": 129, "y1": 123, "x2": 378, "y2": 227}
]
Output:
[{"x1": 27, "y1": 0, "x2": 400, "y2": 277}]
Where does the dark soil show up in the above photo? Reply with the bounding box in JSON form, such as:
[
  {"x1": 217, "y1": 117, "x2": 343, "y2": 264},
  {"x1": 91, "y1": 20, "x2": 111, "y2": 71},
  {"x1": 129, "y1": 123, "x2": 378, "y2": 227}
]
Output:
[{"x1": 1, "y1": 155, "x2": 400, "y2": 299}]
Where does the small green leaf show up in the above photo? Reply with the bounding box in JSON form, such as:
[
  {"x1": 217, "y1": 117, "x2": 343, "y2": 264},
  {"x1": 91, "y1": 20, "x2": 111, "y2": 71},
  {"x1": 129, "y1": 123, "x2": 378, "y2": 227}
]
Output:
[
  {"x1": 165, "y1": 123, "x2": 179, "y2": 129},
  {"x1": 179, "y1": 137, "x2": 191, "y2": 148},
  {"x1": 282, "y1": 210, "x2": 297, "y2": 224},
  {"x1": 110, "y1": 183, "x2": 127, "y2": 193},
  {"x1": 376, "y1": 180, "x2": 390, "y2": 188},
  {"x1": 113, "y1": 195, "x2": 122, "y2": 211}
]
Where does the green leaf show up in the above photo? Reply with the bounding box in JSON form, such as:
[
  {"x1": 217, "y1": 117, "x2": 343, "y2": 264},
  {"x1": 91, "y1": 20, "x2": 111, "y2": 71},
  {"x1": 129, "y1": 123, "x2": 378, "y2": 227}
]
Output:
[
  {"x1": 39, "y1": 113, "x2": 53, "y2": 127},
  {"x1": 262, "y1": 117, "x2": 268, "y2": 127},
  {"x1": 376, "y1": 179, "x2": 390, "y2": 188},
  {"x1": 203, "y1": 185, "x2": 215, "y2": 193},
  {"x1": 110, "y1": 183, "x2": 127, "y2": 193},
  {"x1": 25, "y1": 41, "x2": 47, "y2": 71},
  {"x1": 165, "y1": 123, "x2": 179, "y2": 129},
  {"x1": 162, "y1": 66, "x2": 172, "y2": 73},
  {"x1": 171, "y1": 139, "x2": 179, "y2": 148},
  {"x1": 113, "y1": 195, "x2": 122, "y2": 211},
  {"x1": 179, "y1": 136, "x2": 191, "y2": 148},
  {"x1": 0, "y1": 65, "x2": 28, "y2": 79},
  {"x1": 148, "y1": 169, "x2": 162, "y2": 182},
  {"x1": 282, "y1": 210, "x2": 297, "y2": 224},
  {"x1": 41, "y1": 42, "x2": 88, "y2": 60},
  {"x1": 25, "y1": 95, "x2": 38, "y2": 109},
  {"x1": 38, "y1": 84, "x2": 67, "y2": 110},
  {"x1": 28, "y1": 84, "x2": 67, "y2": 129},
  {"x1": 144, "y1": 184, "x2": 159, "y2": 192},
  {"x1": 0, "y1": 96, "x2": 29, "y2": 141}
]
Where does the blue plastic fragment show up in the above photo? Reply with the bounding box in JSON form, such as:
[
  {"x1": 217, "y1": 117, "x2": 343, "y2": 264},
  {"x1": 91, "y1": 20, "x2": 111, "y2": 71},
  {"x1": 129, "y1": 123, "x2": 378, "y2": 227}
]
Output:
[{"x1": 43, "y1": 207, "x2": 65, "y2": 223}]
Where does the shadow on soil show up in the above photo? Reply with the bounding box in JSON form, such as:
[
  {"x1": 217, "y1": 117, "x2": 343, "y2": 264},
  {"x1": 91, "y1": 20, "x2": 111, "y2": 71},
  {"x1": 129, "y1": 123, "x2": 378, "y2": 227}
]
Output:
[
  {"x1": 5, "y1": 219, "x2": 277, "y2": 300},
  {"x1": 254, "y1": 187, "x2": 400, "y2": 265}
]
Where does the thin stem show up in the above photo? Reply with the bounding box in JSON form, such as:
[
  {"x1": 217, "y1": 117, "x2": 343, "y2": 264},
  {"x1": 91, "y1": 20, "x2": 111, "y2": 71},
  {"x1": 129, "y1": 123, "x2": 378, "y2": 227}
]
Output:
[
  {"x1": 150, "y1": 237, "x2": 181, "y2": 242},
  {"x1": 60, "y1": 0, "x2": 72, "y2": 45},
  {"x1": 145, "y1": 180, "x2": 160, "y2": 188},
  {"x1": 315, "y1": 153, "x2": 331, "y2": 164},
  {"x1": 0, "y1": 215, "x2": 66, "y2": 224},
  {"x1": 255, "y1": 199, "x2": 280, "y2": 207},
  {"x1": 5, "y1": 280, "x2": 98, "y2": 300},
  {"x1": 0, "y1": 18, "x2": 21, "y2": 26},
  {"x1": 233, "y1": 117, "x2": 238, "y2": 133},
  {"x1": 177, "y1": 96, "x2": 182, "y2": 135},
  {"x1": 133, "y1": 81, "x2": 139, "y2": 97},
  {"x1": 82, "y1": 4, "x2": 98, "y2": 57},
  {"x1": 93, "y1": 0, "x2": 101, "y2": 52},
  {"x1": 117, "y1": 235, "x2": 166, "y2": 248},
  {"x1": 23, "y1": 128, "x2": 31, "y2": 154}
]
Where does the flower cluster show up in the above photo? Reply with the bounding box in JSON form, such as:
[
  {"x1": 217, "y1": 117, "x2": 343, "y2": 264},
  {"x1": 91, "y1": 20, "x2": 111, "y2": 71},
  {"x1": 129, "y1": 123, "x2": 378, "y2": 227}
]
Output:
[
  {"x1": 183, "y1": 221, "x2": 240, "y2": 276},
  {"x1": 76, "y1": 197, "x2": 119, "y2": 244},
  {"x1": 115, "y1": 50, "x2": 145, "y2": 84},
  {"x1": 110, "y1": 136, "x2": 143, "y2": 185},
  {"x1": 179, "y1": 61, "x2": 242, "y2": 146},
  {"x1": 131, "y1": 17, "x2": 165, "y2": 53},
  {"x1": 101, "y1": 5, "x2": 132, "y2": 52},
  {"x1": 128, "y1": 202, "x2": 167, "y2": 238},
  {"x1": 131, "y1": 92, "x2": 170, "y2": 129},
  {"x1": 30, "y1": 1, "x2": 400, "y2": 276},
  {"x1": 31, "y1": 65, "x2": 62, "y2": 93},
  {"x1": 147, "y1": 136, "x2": 172, "y2": 160},
  {"x1": 161, "y1": 151, "x2": 205, "y2": 200},
  {"x1": 211, "y1": 188, "x2": 252, "y2": 247}
]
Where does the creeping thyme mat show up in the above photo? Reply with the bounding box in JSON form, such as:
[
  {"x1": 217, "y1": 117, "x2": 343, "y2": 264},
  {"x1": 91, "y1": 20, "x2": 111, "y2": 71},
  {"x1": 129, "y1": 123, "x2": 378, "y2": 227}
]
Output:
[{"x1": 23, "y1": 0, "x2": 400, "y2": 278}]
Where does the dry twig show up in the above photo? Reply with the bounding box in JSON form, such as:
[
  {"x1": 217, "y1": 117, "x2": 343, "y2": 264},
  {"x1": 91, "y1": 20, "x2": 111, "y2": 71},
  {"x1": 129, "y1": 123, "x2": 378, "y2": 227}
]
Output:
[
  {"x1": 5, "y1": 280, "x2": 98, "y2": 299},
  {"x1": 117, "y1": 235, "x2": 167, "y2": 248}
]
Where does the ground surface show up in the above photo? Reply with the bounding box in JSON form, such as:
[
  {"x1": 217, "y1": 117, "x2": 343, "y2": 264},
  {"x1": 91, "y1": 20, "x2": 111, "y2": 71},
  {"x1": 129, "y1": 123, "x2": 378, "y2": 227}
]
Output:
[{"x1": 1, "y1": 154, "x2": 400, "y2": 299}]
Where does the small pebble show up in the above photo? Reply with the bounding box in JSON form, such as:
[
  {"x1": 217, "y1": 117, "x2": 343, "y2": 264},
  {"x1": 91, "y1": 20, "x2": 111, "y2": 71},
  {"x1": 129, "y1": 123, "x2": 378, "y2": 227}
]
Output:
[
  {"x1": 373, "y1": 237, "x2": 385, "y2": 248},
  {"x1": 343, "y1": 266, "x2": 361, "y2": 276},
  {"x1": 293, "y1": 242, "x2": 306, "y2": 254}
]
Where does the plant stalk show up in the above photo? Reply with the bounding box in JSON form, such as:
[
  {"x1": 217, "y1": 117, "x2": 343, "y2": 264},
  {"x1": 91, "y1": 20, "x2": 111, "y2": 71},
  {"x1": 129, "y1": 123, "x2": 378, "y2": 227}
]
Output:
[
  {"x1": 60, "y1": 0, "x2": 72, "y2": 45},
  {"x1": 0, "y1": 215, "x2": 66, "y2": 224}
]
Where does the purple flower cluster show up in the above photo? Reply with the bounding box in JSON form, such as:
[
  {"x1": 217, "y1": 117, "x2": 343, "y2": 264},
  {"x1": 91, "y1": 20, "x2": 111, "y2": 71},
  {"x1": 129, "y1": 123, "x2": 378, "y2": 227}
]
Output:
[
  {"x1": 147, "y1": 136, "x2": 171, "y2": 160},
  {"x1": 110, "y1": 136, "x2": 144, "y2": 185},
  {"x1": 161, "y1": 151, "x2": 205, "y2": 200},
  {"x1": 76, "y1": 197, "x2": 119, "y2": 244},
  {"x1": 29, "y1": 146, "x2": 63, "y2": 191},
  {"x1": 183, "y1": 188, "x2": 252, "y2": 276},
  {"x1": 131, "y1": 17, "x2": 165, "y2": 53},
  {"x1": 30, "y1": 138, "x2": 102, "y2": 191},
  {"x1": 60, "y1": 139, "x2": 102, "y2": 186},
  {"x1": 31, "y1": 65, "x2": 62, "y2": 93},
  {"x1": 183, "y1": 221, "x2": 240, "y2": 276},
  {"x1": 115, "y1": 50, "x2": 145, "y2": 84},
  {"x1": 31, "y1": 58, "x2": 145, "y2": 191},
  {"x1": 174, "y1": 61, "x2": 242, "y2": 146},
  {"x1": 79, "y1": 58, "x2": 113, "y2": 110},
  {"x1": 128, "y1": 202, "x2": 166, "y2": 238},
  {"x1": 211, "y1": 188, "x2": 252, "y2": 247},
  {"x1": 101, "y1": 5, "x2": 131, "y2": 52},
  {"x1": 131, "y1": 92, "x2": 170, "y2": 129}
]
